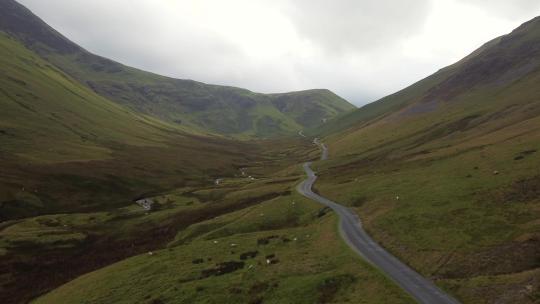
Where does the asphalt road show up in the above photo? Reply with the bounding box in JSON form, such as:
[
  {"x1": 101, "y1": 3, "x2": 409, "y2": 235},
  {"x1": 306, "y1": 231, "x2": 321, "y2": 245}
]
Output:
[{"x1": 297, "y1": 140, "x2": 460, "y2": 304}]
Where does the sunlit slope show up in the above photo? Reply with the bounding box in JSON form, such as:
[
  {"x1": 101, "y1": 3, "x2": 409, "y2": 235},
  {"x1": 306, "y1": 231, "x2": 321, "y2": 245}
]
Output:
[
  {"x1": 0, "y1": 0, "x2": 354, "y2": 137},
  {"x1": 313, "y1": 16, "x2": 540, "y2": 304},
  {"x1": 0, "y1": 32, "x2": 187, "y2": 162}
]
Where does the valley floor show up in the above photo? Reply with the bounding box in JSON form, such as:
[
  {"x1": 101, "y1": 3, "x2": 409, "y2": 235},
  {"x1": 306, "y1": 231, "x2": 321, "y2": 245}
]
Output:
[
  {"x1": 2, "y1": 138, "x2": 415, "y2": 304},
  {"x1": 2, "y1": 134, "x2": 539, "y2": 304}
]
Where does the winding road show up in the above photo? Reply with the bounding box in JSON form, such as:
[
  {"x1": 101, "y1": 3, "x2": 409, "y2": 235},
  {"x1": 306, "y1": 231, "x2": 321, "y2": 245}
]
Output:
[{"x1": 297, "y1": 140, "x2": 460, "y2": 304}]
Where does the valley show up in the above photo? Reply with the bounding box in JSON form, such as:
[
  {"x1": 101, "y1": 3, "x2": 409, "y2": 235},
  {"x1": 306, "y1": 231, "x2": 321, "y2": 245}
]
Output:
[{"x1": 1, "y1": 1, "x2": 540, "y2": 303}]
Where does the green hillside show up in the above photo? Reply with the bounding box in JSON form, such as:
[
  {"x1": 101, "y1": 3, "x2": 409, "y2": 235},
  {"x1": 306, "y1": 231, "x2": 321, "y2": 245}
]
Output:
[
  {"x1": 0, "y1": 32, "x2": 181, "y2": 162},
  {"x1": 0, "y1": 26, "x2": 285, "y2": 302},
  {"x1": 0, "y1": 30, "x2": 256, "y2": 219},
  {"x1": 0, "y1": 0, "x2": 354, "y2": 137},
  {"x1": 268, "y1": 89, "x2": 355, "y2": 129},
  {"x1": 312, "y1": 16, "x2": 540, "y2": 304}
]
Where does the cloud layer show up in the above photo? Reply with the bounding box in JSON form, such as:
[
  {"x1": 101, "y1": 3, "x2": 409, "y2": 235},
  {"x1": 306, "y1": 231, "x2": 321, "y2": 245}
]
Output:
[{"x1": 18, "y1": 0, "x2": 540, "y2": 105}]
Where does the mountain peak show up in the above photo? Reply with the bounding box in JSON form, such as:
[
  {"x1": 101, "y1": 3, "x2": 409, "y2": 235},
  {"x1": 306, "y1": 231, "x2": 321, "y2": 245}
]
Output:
[
  {"x1": 0, "y1": 0, "x2": 354, "y2": 137},
  {"x1": 0, "y1": 0, "x2": 80, "y2": 54}
]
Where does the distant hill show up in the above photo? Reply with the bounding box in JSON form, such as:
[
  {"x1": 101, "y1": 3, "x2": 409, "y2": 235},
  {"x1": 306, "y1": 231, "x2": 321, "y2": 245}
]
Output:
[{"x1": 0, "y1": 0, "x2": 354, "y2": 137}]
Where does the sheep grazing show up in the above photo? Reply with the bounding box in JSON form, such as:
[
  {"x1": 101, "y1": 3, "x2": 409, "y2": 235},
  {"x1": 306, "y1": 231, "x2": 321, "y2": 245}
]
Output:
[
  {"x1": 136, "y1": 198, "x2": 154, "y2": 211},
  {"x1": 200, "y1": 261, "x2": 245, "y2": 278},
  {"x1": 265, "y1": 254, "x2": 279, "y2": 265},
  {"x1": 239, "y1": 251, "x2": 258, "y2": 260}
]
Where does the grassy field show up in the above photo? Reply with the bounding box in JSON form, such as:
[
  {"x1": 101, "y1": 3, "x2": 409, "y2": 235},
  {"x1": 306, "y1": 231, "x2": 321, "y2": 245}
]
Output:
[
  {"x1": 0, "y1": 135, "x2": 326, "y2": 303},
  {"x1": 28, "y1": 173, "x2": 414, "y2": 304},
  {"x1": 315, "y1": 136, "x2": 540, "y2": 303},
  {"x1": 0, "y1": 138, "x2": 418, "y2": 304}
]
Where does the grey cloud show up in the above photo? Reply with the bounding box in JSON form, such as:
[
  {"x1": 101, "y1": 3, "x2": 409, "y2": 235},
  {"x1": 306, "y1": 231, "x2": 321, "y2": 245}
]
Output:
[
  {"x1": 458, "y1": 0, "x2": 540, "y2": 19},
  {"x1": 15, "y1": 0, "x2": 540, "y2": 106},
  {"x1": 283, "y1": 0, "x2": 432, "y2": 53},
  {"x1": 17, "y1": 0, "x2": 253, "y2": 87}
]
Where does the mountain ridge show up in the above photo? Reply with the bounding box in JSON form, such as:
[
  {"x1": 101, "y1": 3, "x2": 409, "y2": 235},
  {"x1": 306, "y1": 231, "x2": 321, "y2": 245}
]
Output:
[
  {"x1": 0, "y1": 0, "x2": 355, "y2": 137},
  {"x1": 314, "y1": 16, "x2": 540, "y2": 137}
]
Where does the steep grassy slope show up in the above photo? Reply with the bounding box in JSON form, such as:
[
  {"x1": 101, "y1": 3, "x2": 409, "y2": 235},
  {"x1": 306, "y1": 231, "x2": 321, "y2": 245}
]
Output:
[
  {"x1": 310, "y1": 22, "x2": 524, "y2": 137},
  {"x1": 0, "y1": 32, "x2": 186, "y2": 161},
  {"x1": 312, "y1": 16, "x2": 540, "y2": 304},
  {"x1": 0, "y1": 31, "x2": 262, "y2": 221},
  {"x1": 268, "y1": 89, "x2": 355, "y2": 129},
  {"x1": 0, "y1": 0, "x2": 354, "y2": 137}
]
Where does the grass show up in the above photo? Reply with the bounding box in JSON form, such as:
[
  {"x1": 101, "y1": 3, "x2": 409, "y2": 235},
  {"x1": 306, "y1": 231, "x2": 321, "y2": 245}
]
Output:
[
  {"x1": 1, "y1": 145, "x2": 415, "y2": 304},
  {"x1": 31, "y1": 189, "x2": 413, "y2": 304},
  {"x1": 0, "y1": 32, "x2": 186, "y2": 161},
  {"x1": 0, "y1": 137, "x2": 322, "y2": 304},
  {"x1": 315, "y1": 99, "x2": 540, "y2": 302}
]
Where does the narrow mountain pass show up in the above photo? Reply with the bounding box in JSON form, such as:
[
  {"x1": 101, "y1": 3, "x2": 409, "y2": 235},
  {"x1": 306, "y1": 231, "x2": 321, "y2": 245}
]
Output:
[{"x1": 297, "y1": 140, "x2": 460, "y2": 304}]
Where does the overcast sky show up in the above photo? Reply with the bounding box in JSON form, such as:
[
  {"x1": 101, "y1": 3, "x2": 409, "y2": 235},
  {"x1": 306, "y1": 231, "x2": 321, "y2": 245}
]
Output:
[{"x1": 18, "y1": 0, "x2": 540, "y2": 105}]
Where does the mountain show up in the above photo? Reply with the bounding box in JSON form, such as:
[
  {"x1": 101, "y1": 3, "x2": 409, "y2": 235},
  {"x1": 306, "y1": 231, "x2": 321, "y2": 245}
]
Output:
[
  {"x1": 268, "y1": 89, "x2": 353, "y2": 129},
  {"x1": 0, "y1": 0, "x2": 330, "y2": 221},
  {"x1": 0, "y1": 0, "x2": 354, "y2": 219},
  {"x1": 0, "y1": 30, "x2": 389, "y2": 303},
  {"x1": 0, "y1": 0, "x2": 354, "y2": 137},
  {"x1": 0, "y1": 29, "x2": 258, "y2": 219},
  {"x1": 0, "y1": 2, "x2": 359, "y2": 303},
  {"x1": 0, "y1": 11, "x2": 275, "y2": 301},
  {"x1": 312, "y1": 16, "x2": 540, "y2": 303},
  {"x1": 316, "y1": 17, "x2": 540, "y2": 137},
  {"x1": 2, "y1": 0, "x2": 538, "y2": 303}
]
